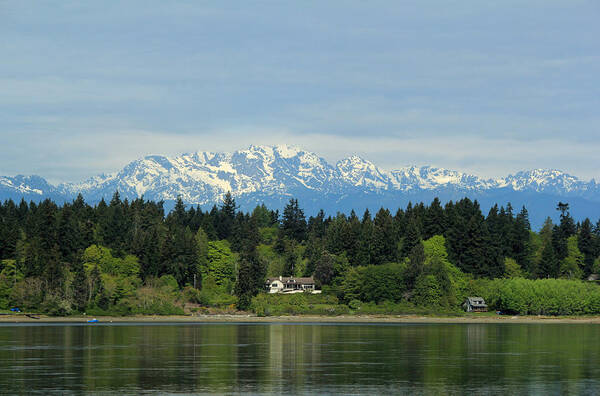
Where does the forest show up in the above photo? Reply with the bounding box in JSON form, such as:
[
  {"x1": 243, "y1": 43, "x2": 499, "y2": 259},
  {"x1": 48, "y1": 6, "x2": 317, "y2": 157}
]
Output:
[{"x1": 1, "y1": 192, "x2": 600, "y2": 316}]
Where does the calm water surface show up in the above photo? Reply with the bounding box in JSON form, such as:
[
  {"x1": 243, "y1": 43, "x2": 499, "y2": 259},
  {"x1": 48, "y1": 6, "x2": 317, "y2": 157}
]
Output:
[{"x1": 0, "y1": 322, "x2": 599, "y2": 395}]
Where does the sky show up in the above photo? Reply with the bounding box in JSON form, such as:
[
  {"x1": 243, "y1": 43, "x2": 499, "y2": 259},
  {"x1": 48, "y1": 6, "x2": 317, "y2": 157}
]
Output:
[{"x1": 1, "y1": 1, "x2": 599, "y2": 183}]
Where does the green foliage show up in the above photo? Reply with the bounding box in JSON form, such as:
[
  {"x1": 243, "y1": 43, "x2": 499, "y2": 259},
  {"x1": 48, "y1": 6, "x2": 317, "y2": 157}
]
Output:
[
  {"x1": 481, "y1": 278, "x2": 600, "y2": 315},
  {"x1": 235, "y1": 249, "x2": 267, "y2": 310},
  {"x1": 195, "y1": 227, "x2": 209, "y2": 271},
  {"x1": 41, "y1": 292, "x2": 74, "y2": 316},
  {"x1": 0, "y1": 260, "x2": 22, "y2": 309},
  {"x1": 593, "y1": 258, "x2": 600, "y2": 275},
  {"x1": 117, "y1": 285, "x2": 184, "y2": 315},
  {"x1": 504, "y1": 257, "x2": 523, "y2": 279},
  {"x1": 258, "y1": 226, "x2": 278, "y2": 245},
  {"x1": 359, "y1": 263, "x2": 406, "y2": 303},
  {"x1": 560, "y1": 236, "x2": 584, "y2": 279},
  {"x1": 340, "y1": 267, "x2": 364, "y2": 303},
  {"x1": 187, "y1": 275, "x2": 238, "y2": 307},
  {"x1": 257, "y1": 243, "x2": 285, "y2": 277},
  {"x1": 348, "y1": 299, "x2": 362, "y2": 310},
  {"x1": 423, "y1": 235, "x2": 448, "y2": 261},
  {"x1": 8, "y1": 278, "x2": 45, "y2": 310},
  {"x1": 413, "y1": 275, "x2": 443, "y2": 307},
  {"x1": 82, "y1": 245, "x2": 140, "y2": 277},
  {"x1": 206, "y1": 240, "x2": 238, "y2": 285},
  {"x1": 2, "y1": 193, "x2": 600, "y2": 317},
  {"x1": 281, "y1": 198, "x2": 307, "y2": 242},
  {"x1": 314, "y1": 252, "x2": 349, "y2": 287}
]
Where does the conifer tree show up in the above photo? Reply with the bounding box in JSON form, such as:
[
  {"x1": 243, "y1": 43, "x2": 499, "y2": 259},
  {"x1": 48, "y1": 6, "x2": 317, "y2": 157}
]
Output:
[
  {"x1": 72, "y1": 258, "x2": 88, "y2": 311},
  {"x1": 216, "y1": 192, "x2": 237, "y2": 240},
  {"x1": 423, "y1": 197, "x2": 445, "y2": 239},
  {"x1": 356, "y1": 209, "x2": 374, "y2": 266},
  {"x1": 401, "y1": 215, "x2": 422, "y2": 259},
  {"x1": 405, "y1": 241, "x2": 425, "y2": 289},
  {"x1": 281, "y1": 198, "x2": 307, "y2": 242},
  {"x1": 303, "y1": 234, "x2": 323, "y2": 276},
  {"x1": 57, "y1": 205, "x2": 80, "y2": 262},
  {"x1": 345, "y1": 210, "x2": 362, "y2": 266},
  {"x1": 578, "y1": 218, "x2": 596, "y2": 277},
  {"x1": 512, "y1": 206, "x2": 532, "y2": 271},
  {"x1": 282, "y1": 242, "x2": 298, "y2": 277},
  {"x1": 235, "y1": 246, "x2": 266, "y2": 310},
  {"x1": 538, "y1": 241, "x2": 559, "y2": 278},
  {"x1": 314, "y1": 252, "x2": 336, "y2": 287},
  {"x1": 372, "y1": 208, "x2": 397, "y2": 265},
  {"x1": 307, "y1": 209, "x2": 327, "y2": 238}
]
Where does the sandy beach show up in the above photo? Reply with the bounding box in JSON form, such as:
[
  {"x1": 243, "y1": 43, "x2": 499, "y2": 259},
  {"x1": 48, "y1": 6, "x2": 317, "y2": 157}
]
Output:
[{"x1": 2, "y1": 314, "x2": 600, "y2": 324}]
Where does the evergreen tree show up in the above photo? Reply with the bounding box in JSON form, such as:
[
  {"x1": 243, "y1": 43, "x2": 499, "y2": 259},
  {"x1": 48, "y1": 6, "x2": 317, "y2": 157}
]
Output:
[
  {"x1": 307, "y1": 209, "x2": 327, "y2": 238},
  {"x1": 345, "y1": 210, "x2": 362, "y2": 266},
  {"x1": 195, "y1": 227, "x2": 209, "y2": 282},
  {"x1": 372, "y1": 208, "x2": 397, "y2": 265},
  {"x1": 314, "y1": 252, "x2": 336, "y2": 287},
  {"x1": 405, "y1": 241, "x2": 425, "y2": 289},
  {"x1": 100, "y1": 191, "x2": 129, "y2": 254},
  {"x1": 281, "y1": 198, "x2": 307, "y2": 242},
  {"x1": 169, "y1": 196, "x2": 188, "y2": 228},
  {"x1": 356, "y1": 209, "x2": 374, "y2": 266},
  {"x1": 216, "y1": 192, "x2": 237, "y2": 240},
  {"x1": 44, "y1": 245, "x2": 64, "y2": 292},
  {"x1": 303, "y1": 234, "x2": 323, "y2": 276},
  {"x1": 57, "y1": 205, "x2": 80, "y2": 262},
  {"x1": 512, "y1": 206, "x2": 532, "y2": 272},
  {"x1": 423, "y1": 197, "x2": 445, "y2": 239},
  {"x1": 401, "y1": 215, "x2": 422, "y2": 259},
  {"x1": 235, "y1": 247, "x2": 266, "y2": 310},
  {"x1": 578, "y1": 218, "x2": 596, "y2": 277},
  {"x1": 282, "y1": 242, "x2": 298, "y2": 277},
  {"x1": 538, "y1": 241, "x2": 559, "y2": 278},
  {"x1": 72, "y1": 258, "x2": 88, "y2": 311}
]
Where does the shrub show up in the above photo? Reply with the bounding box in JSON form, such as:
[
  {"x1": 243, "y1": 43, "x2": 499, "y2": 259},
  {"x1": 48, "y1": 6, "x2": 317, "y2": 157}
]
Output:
[
  {"x1": 348, "y1": 299, "x2": 362, "y2": 310},
  {"x1": 482, "y1": 278, "x2": 600, "y2": 315}
]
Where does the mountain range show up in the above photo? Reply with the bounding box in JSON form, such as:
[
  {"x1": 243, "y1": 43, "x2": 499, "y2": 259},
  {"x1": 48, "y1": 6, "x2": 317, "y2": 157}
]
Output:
[{"x1": 1, "y1": 144, "x2": 599, "y2": 228}]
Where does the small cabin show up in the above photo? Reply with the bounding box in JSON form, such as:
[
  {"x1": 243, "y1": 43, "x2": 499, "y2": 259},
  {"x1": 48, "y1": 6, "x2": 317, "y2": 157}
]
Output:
[
  {"x1": 265, "y1": 276, "x2": 320, "y2": 294},
  {"x1": 462, "y1": 297, "x2": 488, "y2": 312}
]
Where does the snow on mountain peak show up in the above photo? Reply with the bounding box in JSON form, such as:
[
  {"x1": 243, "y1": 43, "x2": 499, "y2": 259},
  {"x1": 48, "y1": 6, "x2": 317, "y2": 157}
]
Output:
[
  {"x1": 273, "y1": 144, "x2": 303, "y2": 159},
  {"x1": 3, "y1": 145, "x2": 598, "y2": 217},
  {"x1": 336, "y1": 155, "x2": 389, "y2": 189},
  {"x1": 499, "y1": 169, "x2": 586, "y2": 193}
]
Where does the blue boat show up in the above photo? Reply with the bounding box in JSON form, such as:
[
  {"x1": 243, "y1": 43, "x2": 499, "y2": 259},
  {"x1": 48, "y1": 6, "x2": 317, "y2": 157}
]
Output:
[{"x1": 87, "y1": 319, "x2": 99, "y2": 323}]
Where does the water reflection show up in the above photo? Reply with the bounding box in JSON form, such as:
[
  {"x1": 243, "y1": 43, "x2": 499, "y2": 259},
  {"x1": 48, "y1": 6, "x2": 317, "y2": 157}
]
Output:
[{"x1": 0, "y1": 322, "x2": 599, "y2": 394}]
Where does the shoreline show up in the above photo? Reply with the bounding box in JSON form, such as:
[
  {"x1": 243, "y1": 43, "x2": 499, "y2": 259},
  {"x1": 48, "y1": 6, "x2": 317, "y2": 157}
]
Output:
[{"x1": 3, "y1": 314, "x2": 600, "y2": 324}]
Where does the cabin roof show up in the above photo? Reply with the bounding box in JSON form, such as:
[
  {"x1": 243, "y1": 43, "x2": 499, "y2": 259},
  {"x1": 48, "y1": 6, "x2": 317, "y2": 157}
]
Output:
[
  {"x1": 266, "y1": 277, "x2": 315, "y2": 285},
  {"x1": 465, "y1": 297, "x2": 487, "y2": 307}
]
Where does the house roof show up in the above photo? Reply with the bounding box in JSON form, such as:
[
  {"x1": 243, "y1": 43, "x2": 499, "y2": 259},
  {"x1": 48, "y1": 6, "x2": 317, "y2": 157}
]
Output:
[
  {"x1": 465, "y1": 297, "x2": 487, "y2": 307},
  {"x1": 266, "y1": 277, "x2": 315, "y2": 285}
]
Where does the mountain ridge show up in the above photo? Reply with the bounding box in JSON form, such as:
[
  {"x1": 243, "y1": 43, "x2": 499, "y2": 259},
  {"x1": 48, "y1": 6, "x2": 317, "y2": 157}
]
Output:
[{"x1": 1, "y1": 144, "x2": 599, "y2": 227}]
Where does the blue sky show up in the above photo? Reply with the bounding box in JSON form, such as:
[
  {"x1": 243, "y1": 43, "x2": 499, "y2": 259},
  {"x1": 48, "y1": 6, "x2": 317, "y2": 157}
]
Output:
[{"x1": 1, "y1": 1, "x2": 598, "y2": 183}]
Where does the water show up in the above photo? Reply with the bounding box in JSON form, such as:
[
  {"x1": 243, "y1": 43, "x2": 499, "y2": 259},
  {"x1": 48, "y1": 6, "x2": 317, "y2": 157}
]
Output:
[{"x1": 0, "y1": 322, "x2": 599, "y2": 395}]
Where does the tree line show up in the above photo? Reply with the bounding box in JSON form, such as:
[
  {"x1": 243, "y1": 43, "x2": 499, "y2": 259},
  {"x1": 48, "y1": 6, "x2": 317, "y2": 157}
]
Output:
[{"x1": 1, "y1": 191, "x2": 599, "y2": 313}]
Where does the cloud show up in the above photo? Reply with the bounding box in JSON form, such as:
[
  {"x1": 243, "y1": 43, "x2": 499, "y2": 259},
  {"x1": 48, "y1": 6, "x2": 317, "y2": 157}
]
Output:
[{"x1": 0, "y1": 1, "x2": 598, "y2": 183}]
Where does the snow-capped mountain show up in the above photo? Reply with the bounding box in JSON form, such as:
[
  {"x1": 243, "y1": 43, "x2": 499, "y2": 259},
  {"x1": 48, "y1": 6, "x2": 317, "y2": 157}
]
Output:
[{"x1": 1, "y1": 144, "x2": 599, "y2": 227}]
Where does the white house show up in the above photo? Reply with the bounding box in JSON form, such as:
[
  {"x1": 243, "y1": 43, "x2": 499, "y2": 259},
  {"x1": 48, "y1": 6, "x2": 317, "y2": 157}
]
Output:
[{"x1": 265, "y1": 276, "x2": 321, "y2": 294}]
